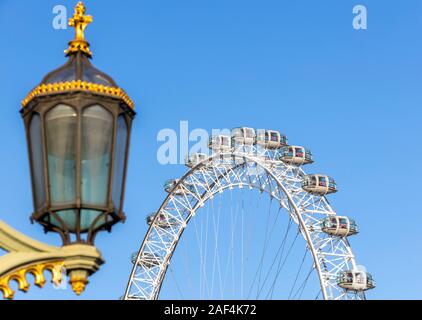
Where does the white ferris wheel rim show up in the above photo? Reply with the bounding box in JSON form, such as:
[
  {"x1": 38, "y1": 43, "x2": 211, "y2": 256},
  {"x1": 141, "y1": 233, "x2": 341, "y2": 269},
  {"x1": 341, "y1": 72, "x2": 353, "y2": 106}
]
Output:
[{"x1": 123, "y1": 147, "x2": 365, "y2": 300}]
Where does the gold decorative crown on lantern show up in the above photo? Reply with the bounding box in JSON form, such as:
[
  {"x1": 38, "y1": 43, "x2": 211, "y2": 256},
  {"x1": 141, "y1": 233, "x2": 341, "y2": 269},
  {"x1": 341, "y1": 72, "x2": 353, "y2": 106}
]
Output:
[
  {"x1": 65, "y1": 1, "x2": 93, "y2": 57},
  {"x1": 21, "y1": 2, "x2": 135, "y2": 110}
]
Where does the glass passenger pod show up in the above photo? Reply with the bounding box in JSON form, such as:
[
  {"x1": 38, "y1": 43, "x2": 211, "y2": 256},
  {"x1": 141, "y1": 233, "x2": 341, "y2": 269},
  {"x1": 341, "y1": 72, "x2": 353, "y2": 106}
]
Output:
[
  {"x1": 208, "y1": 135, "x2": 232, "y2": 152},
  {"x1": 185, "y1": 153, "x2": 209, "y2": 168},
  {"x1": 146, "y1": 212, "x2": 178, "y2": 229},
  {"x1": 130, "y1": 252, "x2": 138, "y2": 264},
  {"x1": 337, "y1": 271, "x2": 375, "y2": 291},
  {"x1": 302, "y1": 175, "x2": 337, "y2": 195},
  {"x1": 280, "y1": 146, "x2": 313, "y2": 165},
  {"x1": 256, "y1": 130, "x2": 287, "y2": 150},
  {"x1": 164, "y1": 179, "x2": 181, "y2": 195},
  {"x1": 321, "y1": 216, "x2": 358, "y2": 237},
  {"x1": 140, "y1": 252, "x2": 161, "y2": 268},
  {"x1": 164, "y1": 179, "x2": 195, "y2": 195},
  {"x1": 231, "y1": 127, "x2": 256, "y2": 146}
]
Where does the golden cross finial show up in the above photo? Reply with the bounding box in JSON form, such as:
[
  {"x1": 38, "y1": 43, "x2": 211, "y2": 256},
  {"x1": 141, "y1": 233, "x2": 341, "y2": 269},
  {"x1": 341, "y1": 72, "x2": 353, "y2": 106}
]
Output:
[
  {"x1": 69, "y1": 2, "x2": 92, "y2": 42},
  {"x1": 65, "y1": 2, "x2": 93, "y2": 57}
]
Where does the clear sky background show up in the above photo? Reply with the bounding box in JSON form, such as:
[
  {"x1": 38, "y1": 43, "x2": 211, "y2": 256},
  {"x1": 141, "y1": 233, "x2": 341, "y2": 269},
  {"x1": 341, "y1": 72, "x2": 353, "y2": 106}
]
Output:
[{"x1": 0, "y1": 0, "x2": 421, "y2": 300}]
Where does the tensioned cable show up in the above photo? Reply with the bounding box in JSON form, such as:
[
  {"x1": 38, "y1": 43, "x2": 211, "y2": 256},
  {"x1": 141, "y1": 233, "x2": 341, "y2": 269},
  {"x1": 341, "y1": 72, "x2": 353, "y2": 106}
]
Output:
[
  {"x1": 240, "y1": 187, "x2": 245, "y2": 298},
  {"x1": 226, "y1": 188, "x2": 241, "y2": 297},
  {"x1": 244, "y1": 187, "x2": 276, "y2": 298},
  {"x1": 192, "y1": 210, "x2": 206, "y2": 299},
  {"x1": 314, "y1": 289, "x2": 322, "y2": 300},
  {"x1": 297, "y1": 268, "x2": 314, "y2": 299},
  {"x1": 222, "y1": 188, "x2": 236, "y2": 296},
  {"x1": 201, "y1": 188, "x2": 211, "y2": 298},
  {"x1": 265, "y1": 229, "x2": 301, "y2": 299},
  {"x1": 249, "y1": 178, "x2": 286, "y2": 298},
  {"x1": 169, "y1": 266, "x2": 184, "y2": 299},
  {"x1": 232, "y1": 190, "x2": 242, "y2": 296},
  {"x1": 288, "y1": 249, "x2": 309, "y2": 299},
  {"x1": 254, "y1": 216, "x2": 293, "y2": 299},
  {"x1": 181, "y1": 231, "x2": 194, "y2": 297},
  {"x1": 209, "y1": 192, "x2": 224, "y2": 299},
  {"x1": 193, "y1": 193, "x2": 214, "y2": 299},
  {"x1": 291, "y1": 265, "x2": 314, "y2": 300},
  {"x1": 256, "y1": 196, "x2": 274, "y2": 296},
  {"x1": 247, "y1": 214, "x2": 293, "y2": 299},
  {"x1": 241, "y1": 184, "x2": 257, "y2": 299}
]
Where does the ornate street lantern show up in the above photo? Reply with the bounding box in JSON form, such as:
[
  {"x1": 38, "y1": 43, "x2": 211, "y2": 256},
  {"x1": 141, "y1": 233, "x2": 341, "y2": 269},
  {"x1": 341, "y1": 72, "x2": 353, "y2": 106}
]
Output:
[{"x1": 21, "y1": 2, "x2": 135, "y2": 246}]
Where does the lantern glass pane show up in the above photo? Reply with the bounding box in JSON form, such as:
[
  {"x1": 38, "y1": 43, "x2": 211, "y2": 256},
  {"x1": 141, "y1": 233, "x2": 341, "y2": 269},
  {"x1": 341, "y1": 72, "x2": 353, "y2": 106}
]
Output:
[
  {"x1": 80, "y1": 209, "x2": 102, "y2": 232},
  {"x1": 46, "y1": 104, "x2": 77, "y2": 207},
  {"x1": 29, "y1": 114, "x2": 46, "y2": 209},
  {"x1": 52, "y1": 210, "x2": 77, "y2": 232},
  {"x1": 112, "y1": 115, "x2": 128, "y2": 210},
  {"x1": 81, "y1": 105, "x2": 113, "y2": 207}
]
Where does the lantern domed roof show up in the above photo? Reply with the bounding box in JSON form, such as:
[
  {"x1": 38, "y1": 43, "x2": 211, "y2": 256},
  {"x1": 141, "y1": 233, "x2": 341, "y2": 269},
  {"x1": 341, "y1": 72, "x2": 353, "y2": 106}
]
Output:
[
  {"x1": 22, "y1": 2, "x2": 134, "y2": 109},
  {"x1": 40, "y1": 52, "x2": 118, "y2": 87}
]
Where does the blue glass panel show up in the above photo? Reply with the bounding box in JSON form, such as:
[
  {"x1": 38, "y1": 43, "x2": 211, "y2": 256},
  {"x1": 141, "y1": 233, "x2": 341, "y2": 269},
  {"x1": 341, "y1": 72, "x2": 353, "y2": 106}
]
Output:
[
  {"x1": 51, "y1": 210, "x2": 77, "y2": 232},
  {"x1": 112, "y1": 115, "x2": 128, "y2": 210},
  {"x1": 81, "y1": 105, "x2": 113, "y2": 207},
  {"x1": 29, "y1": 114, "x2": 46, "y2": 209},
  {"x1": 80, "y1": 209, "x2": 103, "y2": 232},
  {"x1": 46, "y1": 105, "x2": 77, "y2": 207}
]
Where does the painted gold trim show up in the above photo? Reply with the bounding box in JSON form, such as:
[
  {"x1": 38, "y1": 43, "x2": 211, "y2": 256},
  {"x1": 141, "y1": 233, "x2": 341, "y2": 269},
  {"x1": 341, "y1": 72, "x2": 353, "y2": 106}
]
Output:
[
  {"x1": 0, "y1": 261, "x2": 64, "y2": 299},
  {"x1": 69, "y1": 270, "x2": 89, "y2": 296},
  {"x1": 21, "y1": 80, "x2": 135, "y2": 109},
  {"x1": 0, "y1": 220, "x2": 105, "y2": 299}
]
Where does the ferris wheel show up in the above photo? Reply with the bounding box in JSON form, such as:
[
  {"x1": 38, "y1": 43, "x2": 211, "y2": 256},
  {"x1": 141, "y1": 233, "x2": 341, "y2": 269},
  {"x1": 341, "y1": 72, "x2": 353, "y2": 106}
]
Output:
[{"x1": 123, "y1": 127, "x2": 375, "y2": 300}]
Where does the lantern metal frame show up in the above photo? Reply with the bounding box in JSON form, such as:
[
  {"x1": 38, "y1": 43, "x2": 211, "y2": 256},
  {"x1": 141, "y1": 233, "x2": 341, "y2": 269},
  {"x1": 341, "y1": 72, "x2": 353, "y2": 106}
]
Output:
[{"x1": 21, "y1": 91, "x2": 135, "y2": 244}]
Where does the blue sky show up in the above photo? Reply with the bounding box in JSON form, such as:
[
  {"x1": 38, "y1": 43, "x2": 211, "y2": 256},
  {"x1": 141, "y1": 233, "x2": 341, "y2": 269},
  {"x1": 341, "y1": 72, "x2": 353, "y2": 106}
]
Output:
[{"x1": 0, "y1": 0, "x2": 421, "y2": 299}]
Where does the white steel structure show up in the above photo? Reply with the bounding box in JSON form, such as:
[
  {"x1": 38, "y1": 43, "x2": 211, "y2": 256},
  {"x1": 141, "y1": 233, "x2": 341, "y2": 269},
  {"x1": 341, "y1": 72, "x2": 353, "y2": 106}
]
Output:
[{"x1": 124, "y1": 128, "x2": 374, "y2": 300}]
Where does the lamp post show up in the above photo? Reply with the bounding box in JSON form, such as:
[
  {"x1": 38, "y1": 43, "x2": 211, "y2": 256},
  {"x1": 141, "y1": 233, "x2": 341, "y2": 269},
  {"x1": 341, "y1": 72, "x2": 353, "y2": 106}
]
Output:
[{"x1": 0, "y1": 1, "x2": 135, "y2": 298}]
